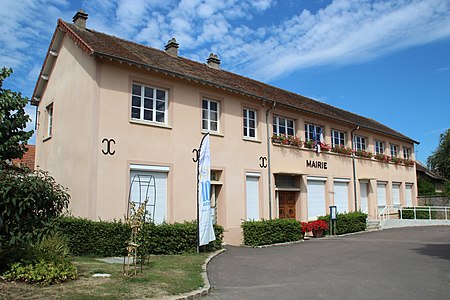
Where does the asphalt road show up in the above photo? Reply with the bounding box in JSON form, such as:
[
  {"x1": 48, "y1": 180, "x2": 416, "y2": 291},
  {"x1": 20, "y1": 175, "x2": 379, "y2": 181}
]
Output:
[{"x1": 205, "y1": 226, "x2": 450, "y2": 300}]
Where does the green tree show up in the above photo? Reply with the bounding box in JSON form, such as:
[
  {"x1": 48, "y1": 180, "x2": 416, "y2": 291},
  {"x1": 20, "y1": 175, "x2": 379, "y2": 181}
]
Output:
[
  {"x1": 417, "y1": 177, "x2": 436, "y2": 196},
  {"x1": 427, "y1": 129, "x2": 450, "y2": 179},
  {"x1": 0, "y1": 67, "x2": 33, "y2": 162}
]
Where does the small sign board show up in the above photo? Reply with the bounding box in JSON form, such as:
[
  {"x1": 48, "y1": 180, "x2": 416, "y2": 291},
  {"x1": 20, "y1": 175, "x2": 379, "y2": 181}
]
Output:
[{"x1": 330, "y1": 206, "x2": 337, "y2": 220}]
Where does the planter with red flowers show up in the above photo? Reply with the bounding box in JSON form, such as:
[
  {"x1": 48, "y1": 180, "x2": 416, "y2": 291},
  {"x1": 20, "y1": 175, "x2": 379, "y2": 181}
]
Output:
[{"x1": 305, "y1": 220, "x2": 329, "y2": 238}]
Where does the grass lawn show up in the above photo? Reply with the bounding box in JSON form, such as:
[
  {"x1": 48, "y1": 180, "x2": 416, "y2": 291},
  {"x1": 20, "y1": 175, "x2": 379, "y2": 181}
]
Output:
[{"x1": 0, "y1": 253, "x2": 209, "y2": 299}]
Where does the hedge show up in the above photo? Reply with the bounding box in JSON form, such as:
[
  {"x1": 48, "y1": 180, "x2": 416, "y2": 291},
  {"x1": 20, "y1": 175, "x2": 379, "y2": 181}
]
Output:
[
  {"x1": 54, "y1": 217, "x2": 130, "y2": 257},
  {"x1": 400, "y1": 207, "x2": 437, "y2": 219},
  {"x1": 54, "y1": 217, "x2": 224, "y2": 256},
  {"x1": 241, "y1": 218, "x2": 302, "y2": 246},
  {"x1": 318, "y1": 211, "x2": 367, "y2": 235}
]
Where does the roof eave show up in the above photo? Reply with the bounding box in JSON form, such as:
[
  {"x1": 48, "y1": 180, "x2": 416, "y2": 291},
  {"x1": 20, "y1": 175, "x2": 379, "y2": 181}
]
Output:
[{"x1": 31, "y1": 19, "x2": 94, "y2": 106}]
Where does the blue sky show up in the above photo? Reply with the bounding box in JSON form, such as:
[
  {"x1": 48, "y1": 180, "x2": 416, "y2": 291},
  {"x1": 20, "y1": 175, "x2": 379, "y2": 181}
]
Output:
[{"x1": 1, "y1": 0, "x2": 449, "y2": 164}]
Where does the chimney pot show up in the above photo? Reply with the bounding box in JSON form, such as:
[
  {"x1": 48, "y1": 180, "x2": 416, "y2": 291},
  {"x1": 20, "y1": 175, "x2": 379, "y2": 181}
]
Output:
[
  {"x1": 73, "y1": 9, "x2": 88, "y2": 29},
  {"x1": 165, "y1": 38, "x2": 179, "y2": 56},
  {"x1": 207, "y1": 53, "x2": 221, "y2": 70}
]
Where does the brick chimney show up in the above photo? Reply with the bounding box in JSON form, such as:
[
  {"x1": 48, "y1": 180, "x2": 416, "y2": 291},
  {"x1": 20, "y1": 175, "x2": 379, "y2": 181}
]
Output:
[
  {"x1": 165, "y1": 38, "x2": 179, "y2": 56},
  {"x1": 207, "y1": 53, "x2": 221, "y2": 70},
  {"x1": 73, "y1": 9, "x2": 88, "y2": 29}
]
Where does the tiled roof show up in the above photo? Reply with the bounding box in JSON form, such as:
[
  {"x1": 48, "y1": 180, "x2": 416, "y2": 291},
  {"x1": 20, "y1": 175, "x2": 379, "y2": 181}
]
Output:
[
  {"x1": 39, "y1": 19, "x2": 418, "y2": 144},
  {"x1": 416, "y1": 162, "x2": 446, "y2": 181},
  {"x1": 12, "y1": 145, "x2": 35, "y2": 170}
]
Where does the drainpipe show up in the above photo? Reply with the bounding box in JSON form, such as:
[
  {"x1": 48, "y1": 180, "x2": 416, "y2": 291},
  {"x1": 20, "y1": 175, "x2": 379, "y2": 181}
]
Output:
[
  {"x1": 351, "y1": 125, "x2": 360, "y2": 211},
  {"x1": 266, "y1": 101, "x2": 277, "y2": 219}
]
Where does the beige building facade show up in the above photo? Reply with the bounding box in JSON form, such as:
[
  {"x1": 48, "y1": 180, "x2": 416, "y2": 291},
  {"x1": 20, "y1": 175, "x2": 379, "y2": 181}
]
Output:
[{"x1": 32, "y1": 12, "x2": 418, "y2": 245}]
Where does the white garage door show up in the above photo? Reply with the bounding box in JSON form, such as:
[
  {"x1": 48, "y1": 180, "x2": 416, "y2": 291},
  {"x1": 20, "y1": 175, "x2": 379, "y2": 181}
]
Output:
[
  {"x1": 307, "y1": 178, "x2": 326, "y2": 220},
  {"x1": 392, "y1": 183, "x2": 401, "y2": 208},
  {"x1": 334, "y1": 181, "x2": 349, "y2": 213},
  {"x1": 246, "y1": 174, "x2": 260, "y2": 220},
  {"x1": 130, "y1": 167, "x2": 168, "y2": 224},
  {"x1": 360, "y1": 182, "x2": 369, "y2": 214},
  {"x1": 405, "y1": 184, "x2": 413, "y2": 207},
  {"x1": 377, "y1": 182, "x2": 387, "y2": 212}
]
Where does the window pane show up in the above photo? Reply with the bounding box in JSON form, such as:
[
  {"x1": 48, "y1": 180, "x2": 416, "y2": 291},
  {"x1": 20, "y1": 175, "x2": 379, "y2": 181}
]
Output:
[
  {"x1": 144, "y1": 99, "x2": 153, "y2": 109},
  {"x1": 273, "y1": 124, "x2": 277, "y2": 134},
  {"x1": 249, "y1": 110, "x2": 255, "y2": 119},
  {"x1": 210, "y1": 101, "x2": 217, "y2": 111},
  {"x1": 144, "y1": 87, "x2": 153, "y2": 98},
  {"x1": 156, "y1": 89, "x2": 165, "y2": 100},
  {"x1": 210, "y1": 111, "x2": 218, "y2": 121},
  {"x1": 202, "y1": 109, "x2": 208, "y2": 119},
  {"x1": 243, "y1": 109, "x2": 247, "y2": 118},
  {"x1": 243, "y1": 126, "x2": 248, "y2": 136},
  {"x1": 287, "y1": 120, "x2": 294, "y2": 128},
  {"x1": 156, "y1": 100, "x2": 165, "y2": 111},
  {"x1": 249, "y1": 120, "x2": 255, "y2": 128},
  {"x1": 287, "y1": 127, "x2": 294, "y2": 136},
  {"x1": 279, "y1": 125, "x2": 286, "y2": 135},
  {"x1": 202, "y1": 100, "x2": 208, "y2": 109},
  {"x1": 202, "y1": 120, "x2": 208, "y2": 130},
  {"x1": 132, "y1": 84, "x2": 141, "y2": 96},
  {"x1": 210, "y1": 121, "x2": 218, "y2": 131},
  {"x1": 249, "y1": 128, "x2": 255, "y2": 137},
  {"x1": 156, "y1": 112, "x2": 164, "y2": 123},
  {"x1": 132, "y1": 96, "x2": 141, "y2": 107},
  {"x1": 144, "y1": 109, "x2": 152, "y2": 121},
  {"x1": 131, "y1": 107, "x2": 140, "y2": 119}
]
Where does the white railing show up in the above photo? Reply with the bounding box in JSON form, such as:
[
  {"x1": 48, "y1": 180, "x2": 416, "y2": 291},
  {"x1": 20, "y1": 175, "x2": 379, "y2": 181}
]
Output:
[
  {"x1": 378, "y1": 205, "x2": 450, "y2": 220},
  {"x1": 399, "y1": 206, "x2": 450, "y2": 220}
]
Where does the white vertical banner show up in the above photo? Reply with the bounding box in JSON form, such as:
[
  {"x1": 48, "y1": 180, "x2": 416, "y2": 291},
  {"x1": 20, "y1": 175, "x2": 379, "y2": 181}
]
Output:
[{"x1": 198, "y1": 134, "x2": 216, "y2": 246}]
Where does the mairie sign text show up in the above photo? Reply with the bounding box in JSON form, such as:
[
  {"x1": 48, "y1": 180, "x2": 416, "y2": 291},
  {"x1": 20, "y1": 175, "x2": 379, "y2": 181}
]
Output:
[{"x1": 306, "y1": 160, "x2": 328, "y2": 169}]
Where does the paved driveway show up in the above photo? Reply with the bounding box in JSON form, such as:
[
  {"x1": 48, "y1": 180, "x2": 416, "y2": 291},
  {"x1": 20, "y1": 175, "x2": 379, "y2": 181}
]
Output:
[{"x1": 206, "y1": 226, "x2": 450, "y2": 300}]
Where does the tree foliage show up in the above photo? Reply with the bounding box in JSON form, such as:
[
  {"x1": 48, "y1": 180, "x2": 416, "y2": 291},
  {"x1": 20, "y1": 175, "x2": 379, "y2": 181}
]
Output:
[
  {"x1": 417, "y1": 177, "x2": 436, "y2": 196},
  {"x1": 0, "y1": 67, "x2": 33, "y2": 162},
  {"x1": 427, "y1": 129, "x2": 450, "y2": 179}
]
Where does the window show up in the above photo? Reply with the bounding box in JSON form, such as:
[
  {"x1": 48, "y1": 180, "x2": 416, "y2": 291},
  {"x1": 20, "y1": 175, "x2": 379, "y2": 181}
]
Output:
[
  {"x1": 403, "y1": 147, "x2": 411, "y2": 159},
  {"x1": 243, "y1": 108, "x2": 257, "y2": 138},
  {"x1": 374, "y1": 140, "x2": 385, "y2": 154},
  {"x1": 202, "y1": 99, "x2": 219, "y2": 132},
  {"x1": 305, "y1": 123, "x2": 322, "y2": 141},
  {"x1": 46, "y1": 103, "x2": 53, "y2": 136},
  {"x1": 390, "y1": 144, "x2": 398, "y2": 157},
  {"x1": 331, "y1": 130, "x2": 345, "y2": 147},
  {"x1": 273, "y1": 116, "x2": 294, "y2": 136},
  {"x1": 131, "y1": 83, "x2": 168, "y2": 124},
  {"x1": 353, "y1": 135, "x2": 366, "y2": 151}
]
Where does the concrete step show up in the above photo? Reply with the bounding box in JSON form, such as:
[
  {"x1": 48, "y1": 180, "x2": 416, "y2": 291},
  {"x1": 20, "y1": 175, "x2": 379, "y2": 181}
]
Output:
[{"x1": 366, "y1": 220, "x2": 380, "y2": 230}]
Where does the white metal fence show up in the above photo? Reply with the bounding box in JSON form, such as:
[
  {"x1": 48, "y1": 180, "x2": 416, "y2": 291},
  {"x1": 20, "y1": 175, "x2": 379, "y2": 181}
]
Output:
[{"x1": 378, "y1": 205, "x2": 450, "y2": 220}]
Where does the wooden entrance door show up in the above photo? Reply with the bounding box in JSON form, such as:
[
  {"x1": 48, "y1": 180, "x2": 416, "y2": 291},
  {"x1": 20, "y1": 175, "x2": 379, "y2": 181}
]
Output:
[{"x1": 278, "y1": 191, "x2": 296, "y2": 219}]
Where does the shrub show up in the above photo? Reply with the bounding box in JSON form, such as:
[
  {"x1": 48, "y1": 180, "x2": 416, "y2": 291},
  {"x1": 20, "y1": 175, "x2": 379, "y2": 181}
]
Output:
[
  {"x1": 241, "y1": 218, "x2": 302, "y2": 246},
  {"x1": 0, "y1": 169, "x2": 70, "y2": 270},
  {"x1": 55, "y1": 217, "x2": 223, "y2": 256},
  {"x1": 3, "y1": 260, "x2": 77, "y2": 284},
  {"x1": 318, "y1": 211, "x2": 367, "y2": 235}
]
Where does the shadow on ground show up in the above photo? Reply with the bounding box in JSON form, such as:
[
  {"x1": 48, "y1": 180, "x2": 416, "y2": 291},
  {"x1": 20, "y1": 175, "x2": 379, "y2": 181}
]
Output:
[{"x1": 415, "y1": 243, "x2": 450, "y2": 261}]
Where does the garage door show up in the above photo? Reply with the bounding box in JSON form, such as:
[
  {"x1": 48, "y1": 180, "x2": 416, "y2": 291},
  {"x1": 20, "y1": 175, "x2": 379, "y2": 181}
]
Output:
[
  {"x1": 334, "y1": 180, "x2": 349, "y2": 213},
  {"x1": 130, "y1": 166, "x2": 168, "y2": 224},
  {"x1": 307, "y1": 178, "x2": 326, "y2": 220},
  {"x1": 392, "y1": 183, "x2": 401, "y2": 208},
  {"x1": 377, "y1": 182, "x2": 387, "y2": 213},
  {"x1": 405, "y1": 184, "x2": 413, "y2": 207},
  {"x1": 246, "y1": 174, "x2": 260, "y2": 220}
]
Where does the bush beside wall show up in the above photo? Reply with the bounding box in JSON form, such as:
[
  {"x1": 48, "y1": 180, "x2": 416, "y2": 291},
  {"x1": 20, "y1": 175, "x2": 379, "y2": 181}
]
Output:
[
  {"x1": 55, "y1": 217, "x2": 223, "y2": 256},
  {"x1": 318, "y1": 211, "x2": 367, "y2": 235},
  {"x1": 242, "y1": 218, "x2": 303, "y2": 246}
]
